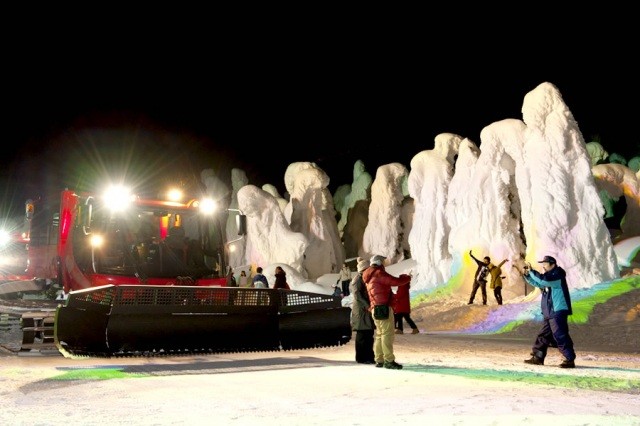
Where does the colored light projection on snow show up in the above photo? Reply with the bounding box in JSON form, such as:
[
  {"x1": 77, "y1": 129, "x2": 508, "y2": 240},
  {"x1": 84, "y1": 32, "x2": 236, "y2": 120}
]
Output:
[
  {"x1": 41, "y1": 356, "x2": 640, "y2": 394},
  {"x1": 460, "y1": 275, "x2": 640, "y2": 335}
]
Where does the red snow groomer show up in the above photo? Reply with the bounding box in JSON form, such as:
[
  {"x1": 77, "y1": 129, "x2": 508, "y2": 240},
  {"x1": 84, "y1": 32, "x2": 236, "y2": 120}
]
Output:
[{"x1": 16, "y1": 186, "x2": 350, "y2": 357}]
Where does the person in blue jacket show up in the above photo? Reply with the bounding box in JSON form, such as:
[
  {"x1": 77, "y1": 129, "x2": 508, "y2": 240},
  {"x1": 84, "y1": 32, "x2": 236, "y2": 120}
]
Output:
[{"x1": 523, "y1": 255, "x2": 576, "y2": 368}]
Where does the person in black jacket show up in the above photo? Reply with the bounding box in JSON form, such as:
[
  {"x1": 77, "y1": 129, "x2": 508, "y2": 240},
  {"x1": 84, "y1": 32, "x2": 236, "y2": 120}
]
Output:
[
  {"x1": 273, "y1": 266, "x2": 290, "y2": 290},
  {"x1": 226, "y1": 267, "x2": 238, "y2": 305},
  {"x1": 349, "y1": 257, "x2": 375, "y2": 364},
  {"x1": 523, "y1": 255, "x2": 576, "y2": 368},
  {"x1": 468, "y1": 250, "x2": 490, "y2": 305}
]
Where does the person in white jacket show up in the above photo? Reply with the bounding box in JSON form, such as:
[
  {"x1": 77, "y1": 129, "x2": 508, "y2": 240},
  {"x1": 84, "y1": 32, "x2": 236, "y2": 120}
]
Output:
[{"x1": 339, "y1": 263, "x2": 352, "y2": 296}]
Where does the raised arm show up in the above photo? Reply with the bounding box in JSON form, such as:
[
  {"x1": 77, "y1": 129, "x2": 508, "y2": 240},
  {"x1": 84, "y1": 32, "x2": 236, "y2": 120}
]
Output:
[
  {"x1": 525, "y1": 270, "x2": 562, "y2": 289},
  {"x1": 469, "y1": 250, "x2": 481, "y2": 265}
]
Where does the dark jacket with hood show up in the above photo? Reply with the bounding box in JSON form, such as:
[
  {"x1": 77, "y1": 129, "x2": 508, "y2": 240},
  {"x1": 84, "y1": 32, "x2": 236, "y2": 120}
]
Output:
[
  {"x1": 273, "y1": 271, "x2": 290, "y2": 290},
  {"x1": 349, "y1": 273, "x2": 373, "y2": 331},
  {"x1": 363, "y1": 264, "x2": 411, "y2": 309},
  {"x1": 524, "y1": 266, "x2": 572, "y2": 318}
]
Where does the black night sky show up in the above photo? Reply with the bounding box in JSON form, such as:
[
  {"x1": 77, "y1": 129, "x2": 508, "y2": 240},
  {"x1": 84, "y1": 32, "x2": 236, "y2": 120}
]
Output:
[{"x1": 2, "y1": 51, "x2": 638, "y2": 218}]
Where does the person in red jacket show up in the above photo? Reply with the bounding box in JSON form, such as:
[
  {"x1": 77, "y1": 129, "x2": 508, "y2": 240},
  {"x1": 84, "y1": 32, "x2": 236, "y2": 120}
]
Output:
[
  {"x1": 363, "y1": 254, "x2": 412, "y2": 370},
  {"x1": 392, "y1": 283, "x2": 419, "y2": 334}
]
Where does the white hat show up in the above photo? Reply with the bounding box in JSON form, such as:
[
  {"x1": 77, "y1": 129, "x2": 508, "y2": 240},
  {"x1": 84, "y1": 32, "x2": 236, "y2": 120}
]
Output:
[
  {"x1": 370, "y1": 255, "x2": 386, "y2": 266},
  {"x1": 357, "y1": 258, "x2": 370, "y2": 272}
]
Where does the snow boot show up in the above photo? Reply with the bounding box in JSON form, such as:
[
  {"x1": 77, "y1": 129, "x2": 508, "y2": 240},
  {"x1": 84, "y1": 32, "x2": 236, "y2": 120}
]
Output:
[
  {"x1": 383, "y1": 361, "x2": 403, "y2": 370},
  {"x1": 559, "y1": 359, "x2": 575, "y2": 368},
  {"x1": 524, "y1": 351, "x2": 545, "y2": 365}
]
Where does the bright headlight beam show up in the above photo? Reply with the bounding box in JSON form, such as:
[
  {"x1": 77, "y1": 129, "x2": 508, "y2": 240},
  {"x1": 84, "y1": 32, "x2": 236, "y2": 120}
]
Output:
[
  {"x1": 0, "y1": 230, "x2": 10, "y2": 246},
  {"x1": 103, "y1": 185, "x2": 134, "y2": 212},
  {"x1": 167, "y1": 188, "x2": 183, "y2": 202},
  {"x1": 199, "y1": 198, "x2": 217, "y2": 215},
  {"x1": 90, "y1": 234, "x2": 104, "y2": 248}
]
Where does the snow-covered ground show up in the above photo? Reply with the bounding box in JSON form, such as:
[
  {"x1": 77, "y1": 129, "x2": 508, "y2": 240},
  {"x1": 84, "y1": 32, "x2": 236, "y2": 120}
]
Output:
[{"x1": 2, "y1": 320, "x2": 639, "y2": 425}]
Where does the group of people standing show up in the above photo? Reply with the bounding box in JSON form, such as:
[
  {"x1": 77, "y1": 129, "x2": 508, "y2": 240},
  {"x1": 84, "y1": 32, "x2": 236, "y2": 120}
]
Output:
[
  {"x1": 349, "y1": 254, "x2": 415, "y2": 370},
  {"x1": 224, "y1": 265, "x2": 289, "y2": 290},
  {"x1": 225, "y1": 250, "x2": 576, "y2": 371},
  {"x1": 226, "y1": 265, "x2": 289, "y2": 306},
  {"x1": 350, "y1": 251, "x2": 577, "y2": 370},
  {"x1": 466, "y1": 250, "x2": 575, "y2": 367},
  {"x1": 468, "y1": 250, "x2": 508, "y2": 305}
]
